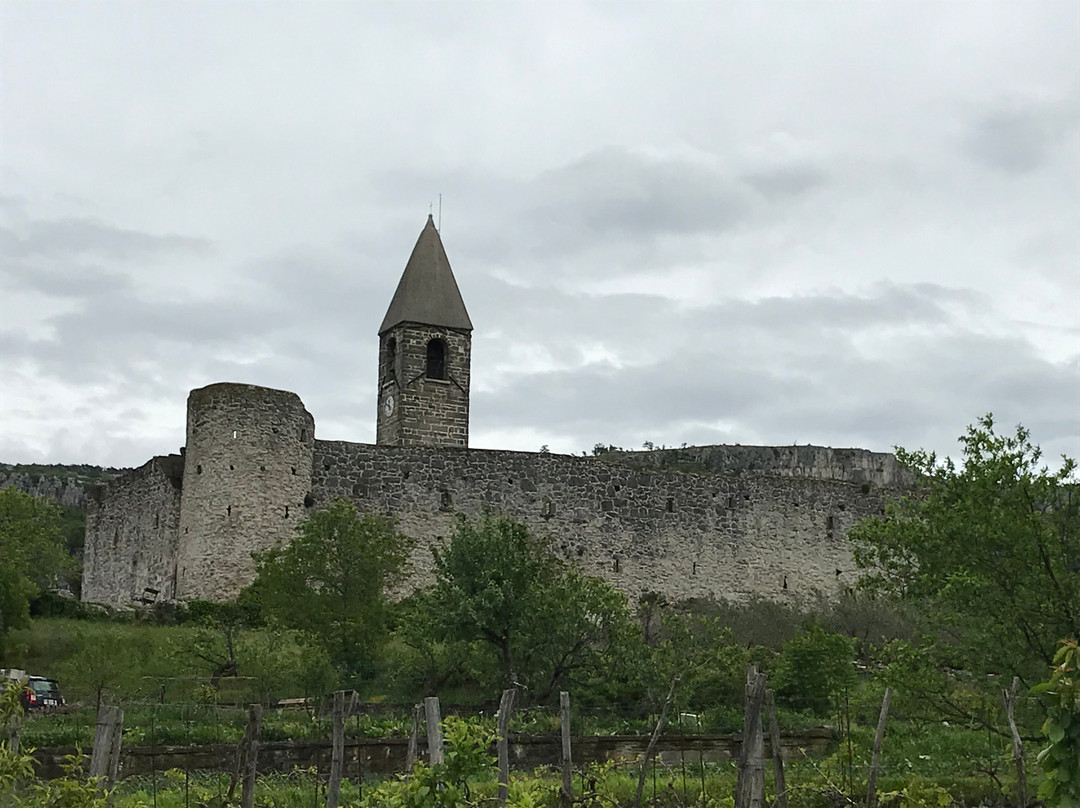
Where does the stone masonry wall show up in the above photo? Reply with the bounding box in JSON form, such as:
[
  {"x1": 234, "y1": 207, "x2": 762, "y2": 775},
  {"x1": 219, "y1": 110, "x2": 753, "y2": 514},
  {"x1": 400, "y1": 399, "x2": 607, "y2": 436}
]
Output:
[
  {"x1": 82, "y1": 455, "x2": 183, "y2": 604},
  {"x1": 610, "y1": 445, "x2": 914, "y2": 488},
  {"x1": 311, "y1": 442, "x2": 888, "y2": 607},
  {"x1": 174, "y1": 383, "x2": 315, "y2": 601},
  {"x1": 377, "y1": 324, "x2": 470, "y2": 448}
]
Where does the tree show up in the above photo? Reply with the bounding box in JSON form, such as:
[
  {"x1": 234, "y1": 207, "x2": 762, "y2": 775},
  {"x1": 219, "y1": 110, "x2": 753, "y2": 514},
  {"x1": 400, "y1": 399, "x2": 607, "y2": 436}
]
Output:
[
  {"x1": 850, "y1": 415, "x2": 1079, "y2": 684},
  {"x1": 420, "y1": 514, "x2": 637, "y2": 699},
  {"x1": 245, "y1": 498, "x2": 410, "y2": 679},
  {"x1": 0, "y1": 488, "x2": 69, "y2": 661}
]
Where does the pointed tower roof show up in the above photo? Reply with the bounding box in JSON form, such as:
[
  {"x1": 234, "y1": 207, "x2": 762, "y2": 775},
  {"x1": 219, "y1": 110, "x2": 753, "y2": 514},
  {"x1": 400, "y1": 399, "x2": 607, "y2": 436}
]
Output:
[{"x1": 379, "y1": 215, "x2": 473, "y2": 335}]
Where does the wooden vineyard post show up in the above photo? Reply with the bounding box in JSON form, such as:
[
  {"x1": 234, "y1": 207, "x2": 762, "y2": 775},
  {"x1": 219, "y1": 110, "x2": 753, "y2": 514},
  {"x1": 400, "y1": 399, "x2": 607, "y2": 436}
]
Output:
[
  {"x1": 496, "y1": 688, "x2": 517, "y2": 807},
  {"x1": 865, "y1": 687, "x2": 892, "y2": 808},
  {"x1": 89, "y1": 705, "x2": 124, "y2": 789},
  {"x1": 560, "y1": 691, "x2": 573, "y2": 808},
  {"x1": 327, "y1": 690, "x2": 347, "y2": 808},
  {"x1": 1003, "y1": 677, "x2": 1027, "y2": 808},
  {"x1": 239, "y1": 704, "x2": 263, "y2": 808},
  {"x1": 405, "y1": 703, "x2": 422, "y2": 774},
  {"x1": 424, "y1": 696, "x2": 444, "y2": 765},
  {"x1": 634, "y1": 677, "x2": 680, "y2": 808},
  {"x1": 765, "y1": 689, "x2": 788, "y2": 808},
  {"x1": 736, "y1": 666, "x2": 767, "y2": 808}
]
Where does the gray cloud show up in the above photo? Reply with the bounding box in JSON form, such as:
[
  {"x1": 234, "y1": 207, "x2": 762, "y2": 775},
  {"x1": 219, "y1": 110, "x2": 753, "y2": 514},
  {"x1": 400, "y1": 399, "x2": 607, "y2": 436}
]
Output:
[
  {"x1": 0, "y1": 217, "x2": 212, "y2": 261},
  {"x1": 961, "y1": 97, "x2": 1079, "y2": 174},
  {"x1": 0, "y1": 3, "x2": 1076, "y2": 470}
]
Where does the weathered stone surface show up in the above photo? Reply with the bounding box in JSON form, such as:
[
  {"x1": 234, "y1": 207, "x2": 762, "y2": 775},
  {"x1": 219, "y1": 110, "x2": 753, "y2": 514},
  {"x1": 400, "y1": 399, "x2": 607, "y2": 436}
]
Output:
[
  {"x1": 82, "y1": 455, "x2": 183, "y2": 604},
  {"x1": 82, "y1": 382, "x2": 901, "y2": 607}
]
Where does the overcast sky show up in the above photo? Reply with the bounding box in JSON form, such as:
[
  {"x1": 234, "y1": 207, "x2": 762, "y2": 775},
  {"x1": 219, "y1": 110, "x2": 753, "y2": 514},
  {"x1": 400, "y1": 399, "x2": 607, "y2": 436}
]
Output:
[{"x1": 2, "y1": 2, "x2": 1078, "y2": 471}]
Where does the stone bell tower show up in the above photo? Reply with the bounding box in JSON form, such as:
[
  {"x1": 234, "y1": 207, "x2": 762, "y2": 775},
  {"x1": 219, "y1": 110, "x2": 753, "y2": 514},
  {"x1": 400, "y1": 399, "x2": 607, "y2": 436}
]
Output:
[{"x1": 376, "y1": 215, "x2": 473, "y2": 448}]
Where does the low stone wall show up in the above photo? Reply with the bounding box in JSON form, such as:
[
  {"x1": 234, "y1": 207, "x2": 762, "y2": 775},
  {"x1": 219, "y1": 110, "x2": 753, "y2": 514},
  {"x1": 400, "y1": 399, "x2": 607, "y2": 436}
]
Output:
[{"x1": 32, "y1": 729, "x2": 837, "y2": 781}]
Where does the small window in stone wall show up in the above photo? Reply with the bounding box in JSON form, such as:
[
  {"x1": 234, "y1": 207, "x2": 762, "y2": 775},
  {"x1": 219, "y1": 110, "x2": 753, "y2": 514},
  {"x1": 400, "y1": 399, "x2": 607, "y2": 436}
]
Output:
[
  {"x1": 301, "y1": 429, "x2": 308, "y2": 442},
  {"x1": 197, "y1": 465, "x2": 203, "y2": 474},
  {"x1": 613, "y1": 557, "x2": 620, "y2": 573},
  {"x1": 232, "y1": 430, "x2": 238, "y2": 439},
  {"x1": 426, "y1": 338, "x2": 448, "y2": 380},
  {"x1": 112, "y1": 529, "x2": 119, "y2": 549},
  {"x1": 384, "y1": 336, "x2": 397, "y2": 377},
  {"x1": 826, "y1": 514, "x2": 835, "y2": 532},
  {"x1": 440, "y1": 490, "x2": 453, "y2": 511},
  {"x1": 665, "y1": 497, "x2": 674, "y2": 513},
  {"x1": 284, "y1": 506, "x2": 290, "y2": 518},
  {"x1": 154, "y1": 514, "x2": 159, "y2": 529},
  {"x1": 227, "y1": 505, "x2": 232, "y2": 516}
]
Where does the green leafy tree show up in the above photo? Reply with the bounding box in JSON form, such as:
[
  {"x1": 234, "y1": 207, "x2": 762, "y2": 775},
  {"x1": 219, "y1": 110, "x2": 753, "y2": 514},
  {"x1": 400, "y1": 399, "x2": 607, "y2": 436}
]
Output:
[
  {"x1": 772, "y1": 622, "x2": 857, "y2": 715},
  {"x1": 0, "y1": 488, "x2": 69, "y2": 661},
  {"x1": 1034, "y1": 638, "x2": 1080, "y2": 808},
  {"x1": 850, "y1": 415, "x2": 1079, "y2": 683},
  {"x1": 245, "y1": 498, "x2": 410, "y2": 679},
  {"x1": 420, "y1": 514, "x2": 637, "y2": 699}
]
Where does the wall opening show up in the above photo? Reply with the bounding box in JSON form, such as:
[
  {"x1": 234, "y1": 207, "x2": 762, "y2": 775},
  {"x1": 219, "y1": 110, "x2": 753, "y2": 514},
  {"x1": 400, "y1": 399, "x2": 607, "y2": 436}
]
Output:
[
  {"x1": 440, "y1": 490, "x2": 453, "y2": 511},
  {"x1": 384, "y1": 336, "x2": 397, "y2": 377},
  {"x1": 196, "y1": 465, "x2": 202, "y2": 474},
  {"x1": 232, "y1": 430, "x2": 238, "y2": 439},
  {"x1": 227, "y1": 505, "x2": 231, "y2": 516},
  {"x1": 692, "y1": 561, "x2": 697, "y2": 575},
  {"x1": 301, "y1": 429, "x2": 308, "y2": 442},
  {"x1": 284, "y1": 505, "x2": 290, "y2": 518},
  {"x1": 426, "y1": 338, "x2": 448, "y2": 380},
  {"x1": 153, "y1": 514, "x2": 159, "y2": 529},
  {"x1": 665, "y1": 497, "x2": 674, "y2": 513},
  {"x1": 613, "y1": 557, "x2": 620, "y2": 573}
]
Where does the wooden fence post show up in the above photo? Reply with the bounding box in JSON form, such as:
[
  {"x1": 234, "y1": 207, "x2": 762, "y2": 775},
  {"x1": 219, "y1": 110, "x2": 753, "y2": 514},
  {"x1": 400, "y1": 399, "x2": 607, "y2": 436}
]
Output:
[
  {"x1": 560, "y1": 691, "x2": 573, "y2": 808},
  {"x1": 736, "y1": 666, "x2": 767, "y2": 808},
  {"x1": 496, "y1": 688, "x2": 517, "y2": 807},
  {"x1": 1003, "y1": 677, "x2": 1027, "y2": 808},
  {"x1": 240, "y1": 704, "x2": 263, "y2": 808},
  {"x1": 89, "y1": 705, "x2": 123, "y2": 787},
  {"x1": 106, "y1": 707, "x2": 124, "y2": 789},
  {"x1": 405, "y1": 703, "x2": 422, "y2": 774},
  {"x1": 634, "y1": 677, "x2": 680, "y2": 808},
  {"x1": 865, "y1": 687, "x2": 892, "y2": 808},
  {"x1": 424, "y1": 696, "x2": 444, "y2": 766},
  {"x1": 327, "y1": 690, "x2": 346, "y2": 808},
  {"x1": 765, "y1": 689, "x2": 788, "y2": 808}
]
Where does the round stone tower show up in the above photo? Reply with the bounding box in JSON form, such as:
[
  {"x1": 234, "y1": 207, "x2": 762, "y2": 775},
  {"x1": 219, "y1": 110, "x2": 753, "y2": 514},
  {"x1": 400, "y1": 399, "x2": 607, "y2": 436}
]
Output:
[{"x1": 175, "y1": 382, "x2": 315, "y2": 600}]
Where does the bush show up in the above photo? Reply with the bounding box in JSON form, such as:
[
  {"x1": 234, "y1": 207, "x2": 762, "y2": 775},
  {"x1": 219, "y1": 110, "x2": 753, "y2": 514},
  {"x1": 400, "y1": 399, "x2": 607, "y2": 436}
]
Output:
[{"x1": 773, "y1": 622, "x2": 856, "y2": 715}]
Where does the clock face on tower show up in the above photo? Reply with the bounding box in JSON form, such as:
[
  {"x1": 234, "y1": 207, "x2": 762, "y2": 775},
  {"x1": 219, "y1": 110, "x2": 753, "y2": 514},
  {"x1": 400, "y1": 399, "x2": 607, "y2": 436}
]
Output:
[{"x1": 382, "y1": 394, "x2": 395, "y2": 416}]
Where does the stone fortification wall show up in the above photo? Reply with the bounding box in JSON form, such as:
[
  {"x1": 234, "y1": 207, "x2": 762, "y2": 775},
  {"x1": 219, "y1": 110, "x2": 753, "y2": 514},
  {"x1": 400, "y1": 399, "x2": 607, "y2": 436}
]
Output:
[
  {"x1": 311, "y1": 441, "x2": 888, "y2": 606},
  {"x1": 82, "y1": 455, "x2": 183, "y2": 604},
  {"x1": 174, "y1": 383, "x2": 316, "y2": 601},
  {"x1": 608, "y1": 445, "x2": 913, "y2": 489}
]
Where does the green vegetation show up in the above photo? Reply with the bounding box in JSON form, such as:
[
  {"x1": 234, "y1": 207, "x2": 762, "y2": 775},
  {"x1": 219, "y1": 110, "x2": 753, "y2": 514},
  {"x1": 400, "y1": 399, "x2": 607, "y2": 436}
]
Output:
[
  {"x1": 0, "y1": 488, "x2": 71, "y2": 661},
  {"x1": 1, "y1": 417, "x2": 1076, "y2": 806},
  {"x1": 850, "y1": 415, "x2": 1079, "y2": 684},
  {"x1": 245, "y1": 499, "x2": 411, "y2": 681},
  {"x1": 1034, "y1": 639, "x2": 1080, "y2": 807}
]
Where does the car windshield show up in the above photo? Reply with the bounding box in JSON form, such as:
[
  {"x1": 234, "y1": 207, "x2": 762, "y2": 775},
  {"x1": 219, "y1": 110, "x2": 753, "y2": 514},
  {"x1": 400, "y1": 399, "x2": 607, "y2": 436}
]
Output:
[{"x1": 30, "y1": 680, "x2": 59, "y2": 695}]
